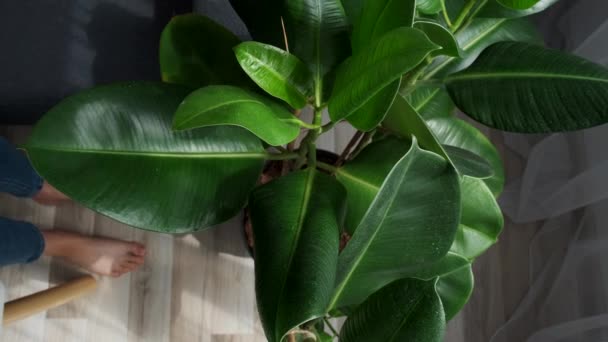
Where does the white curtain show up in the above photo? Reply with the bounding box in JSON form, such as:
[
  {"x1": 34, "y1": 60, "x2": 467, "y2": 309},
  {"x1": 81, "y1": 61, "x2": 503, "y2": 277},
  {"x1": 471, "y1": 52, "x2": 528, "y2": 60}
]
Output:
[{"x1": 491, "y1": 1, "x2": 608, "y2": 341}]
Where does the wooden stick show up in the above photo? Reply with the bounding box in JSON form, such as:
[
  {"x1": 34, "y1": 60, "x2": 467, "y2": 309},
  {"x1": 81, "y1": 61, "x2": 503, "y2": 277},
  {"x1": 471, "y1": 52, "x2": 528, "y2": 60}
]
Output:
[{"x1": 3, "y1": 275, "x2": 97, "y2": 325}]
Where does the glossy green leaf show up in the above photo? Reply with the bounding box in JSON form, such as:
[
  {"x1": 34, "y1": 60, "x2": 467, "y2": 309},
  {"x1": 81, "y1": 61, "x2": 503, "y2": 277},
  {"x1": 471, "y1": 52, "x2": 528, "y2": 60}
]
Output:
[
  {"x1": 451, "y1": 177, "x2": 503, "y2": 260},
  {"x1": 284, "y1": 0, "x2": 350, "y2": 81},
  {"x1": 497, "y1": 0, "x2": 540, "y2": 9},
  {"x1": 346, "y1": 80, "x2": 401, "y2": 131},
  {"x1": 426, "y1": 117, "x2": 505, "y2": 196},
  {"x1": 329, "y1": 140, "x2": 460, "y2": 309},
  {"x1": 423, "y1": 18, "x2": 541, "y2": 80},
  {"x1": 335, "y1": 145, "x2": 490, "y2": 319},
  {"x1": 159, "y1": 14, "x2": 250, "y2": 88},
  {"x1": 417, "y1": 0, "x2": 443, "y2": 14},
  {"x1": 341, "y1": 0, "x2": 364, "y2": 23},
  {"x1": 384, "y1": 96, "x2": 446, "y2": 155},
  {"x1": 336, "y1": 137, "x2": 411, "y2": 234},
  {"x1": 329, "y1": 27, "x2": 439, "y2": 124},
  {"x1": 383, "y1": 95, "x2": 493, "y2": 179},
  {"x1": 436, "y1": 264, "x2": 474, "y2": 320},
  {"x1": 444, "y1": 145, "x2": 493, "y2": 179},
  {"x1": 173, "y1": 85, "x2": 300, "y2": 146},
  {"x1": 316, "y1": 330, "x2": 334, "y2": 342},
  {"x1": 234, "y1": 42, "x2": 312, "y2": 109},
  {"x1": 339, "y1": 278, "x2": 445, "y2": 342},
  {"x1": 405, "y1": 85, "x2": 455, "y2": 119},
  {"x1": 26, "y1": 82, "x2": 265, "y2": 233},
  {"x1": 479, "y1": 0, "x2": 559, "y2": 18},
  {"x1": 414, "y1": 20, "x2": 461, "y2": 57},
  {"x1": 351, "y1": 0, "x2": 416, "y2": 53},
  {"x1": 446, "y1": 42, "x2": 608, "y2": 133},
  {"x1": 249, "y1": 170, "x2": 345, "y2": 342},
  {"x1": 228, "y1": 0, "x2": 285, "y2": 47},
  {"x1": 444, "y1": 0, "x2": 466, "y2": 20},
  {"x1": 406, "y1": 252, "x2": 470, "y2": 281}
]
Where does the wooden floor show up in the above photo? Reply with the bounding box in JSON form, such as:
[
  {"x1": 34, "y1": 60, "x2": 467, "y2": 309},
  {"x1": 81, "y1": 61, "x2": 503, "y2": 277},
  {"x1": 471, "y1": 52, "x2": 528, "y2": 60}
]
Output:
[{"x1": 0, "y1": 125, "x2": 538, "y2": 342}]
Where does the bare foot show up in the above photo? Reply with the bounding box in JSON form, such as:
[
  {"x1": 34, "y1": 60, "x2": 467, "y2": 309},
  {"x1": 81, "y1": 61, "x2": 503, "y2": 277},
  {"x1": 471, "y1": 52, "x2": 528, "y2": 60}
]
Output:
[
  {"x1": 33, "y1": 181, "x2": 70, "y2": 205},
  {"x1": 42, "y1": 230, "x2": 146, "y2": 277}
]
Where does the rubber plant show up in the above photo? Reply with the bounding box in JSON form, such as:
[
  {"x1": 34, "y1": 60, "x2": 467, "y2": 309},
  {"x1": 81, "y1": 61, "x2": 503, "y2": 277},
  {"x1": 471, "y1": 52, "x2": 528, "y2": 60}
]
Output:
[{"x1": 25, "y1": 0, "x2": 608, "y2": 340}]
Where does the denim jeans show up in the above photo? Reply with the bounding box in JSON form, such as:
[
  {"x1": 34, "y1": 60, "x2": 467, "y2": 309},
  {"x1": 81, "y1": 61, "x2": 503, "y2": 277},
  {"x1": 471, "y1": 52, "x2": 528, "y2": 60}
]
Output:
[{"x1": 0, "y1": 137, "x2": 45, "y2": 266}]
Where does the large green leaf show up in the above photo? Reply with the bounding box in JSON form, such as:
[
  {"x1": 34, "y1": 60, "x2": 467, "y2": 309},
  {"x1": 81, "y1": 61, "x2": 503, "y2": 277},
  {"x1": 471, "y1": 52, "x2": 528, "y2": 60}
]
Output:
[
  {"x1": 346, "y1": 80, "x2": 401, "y2": 131},
  {"x1": 436, "y1": 264, "x2": 474, "y2": 320},
  {"x1": 329, "y1": 140, "x2": 460, "y2": 309},
  {"x1": 423, "y1": 18, "x2": 541, "y2": 80},
  {"x1": 249, "y1": 169, "x2": 345, "y2": 342},
  {"x1": 414, "y1": 20, "x2": 461, "y2": 57},
  {"x1": 446, "y1": 42, "x2": 608, "y2": 133},
  {"x1": 159, "y1": 14, "x2": 250, "y2": 88},
  {"x1": 351, "y1": 0, "x2": 416, "y2": 53},
  {"x1": 336, "y1": 140, "x2": 483, "y2": 318},
  {"x1": 417, "y1": 0, "x2": 443, "y2": 14},
  {"x1": 480, "y1": 0, "x2": 558, "y2": 17},
  {"x1": 383, "y1": 95, "x2": 493, "y2": 179},
  {"x1": 173, "y1": 86, "x2": 301, "y2": 146},
  {"x1": 444, "y1": 145, "x2": 493, "y2": 180},
  {"x1": 284, "y1": 0, "x2": 350, "y2": 83},
  {"x1": 426, "y1": 117, "x2": 505, "y2": 196},
  {"x1": 341, "y1": 0, "x2": 364, "y2": 23},
  {"x1": 451, "y1": 177, "x2": 503, "y2": 260},
  {"x1": 339, "y1": 278, "x2": 445, "y2": 342},
  {"x1": 336, "y1": 137, "x2": 410, "y2": 234},
  {"x1": 329, "y1": 27, "x2": 439, "y2": 124},
  {"x1": 497, "y1": 0, "x2": 539, "y2": 9},
  {"x1": 234, "y1": 42, "x2": 312, "y2": 109},
  {"x1": 228, "y1": 0, "x2": 285, "y2": 47},
  {"x1": 26, "y1": 83, "x2": 265, "y2": 233},
  {"x1": 405, "y1": 85, "x2": 455, "y2": 119},
  {"x1": 406, "y1": 252, "x2": 470, "y2": 281}
]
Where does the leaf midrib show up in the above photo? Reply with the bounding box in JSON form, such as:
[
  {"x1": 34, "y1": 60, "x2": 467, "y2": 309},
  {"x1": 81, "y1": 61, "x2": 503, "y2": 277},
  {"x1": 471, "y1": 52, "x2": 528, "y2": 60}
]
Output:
[
  {"x1": 176, "y1": 98, "x2": 264, "y2": 129},
  {"x1": 336, "y1": 169, "x2": 380, "y2": 193},
  {"x1": 26, "y1": 146, "x2": 266, "y2": 159},
  {"x1": 446, "y1": 71, "x2": 608, "y2": 83},
  {"x1": 333, "y1": 50, "x2": 432, "y2": 116},
  {"x1": 329, "y1": 148, "x2": 416, "y2": 309},
  {"x1": 242, "y1": 49, "x2": 307, "y2": 98},
  {"x1": 369, "y1": 1, "x2": 392, "y2": 44},
  {"x1": 274, "y1": 169, "x2": 316, "y2": 340},
  {"x1": 413, "y1": 88, "x2": 441, "y2": 112},
  {"x1": 388, "y1": 290, "x2": 426, "y2": 342}
]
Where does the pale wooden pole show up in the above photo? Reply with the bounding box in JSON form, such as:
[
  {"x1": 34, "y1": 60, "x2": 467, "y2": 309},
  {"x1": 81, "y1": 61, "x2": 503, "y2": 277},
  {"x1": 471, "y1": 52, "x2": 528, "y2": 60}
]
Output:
[{"x1": 3, "y1": 275, "x2": 97, "y2": 325}]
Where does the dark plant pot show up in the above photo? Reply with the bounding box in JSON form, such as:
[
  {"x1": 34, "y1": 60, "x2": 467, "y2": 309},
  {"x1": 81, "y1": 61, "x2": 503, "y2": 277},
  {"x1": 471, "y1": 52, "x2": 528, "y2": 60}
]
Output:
[{"x1": 243, "y1": 149, "x2": 339, "y2": 257}]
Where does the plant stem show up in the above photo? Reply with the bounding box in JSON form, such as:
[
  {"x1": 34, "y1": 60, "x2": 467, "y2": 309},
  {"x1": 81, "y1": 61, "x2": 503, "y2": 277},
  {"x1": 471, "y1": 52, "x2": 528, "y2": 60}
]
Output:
[
  {"x1": 324, "y1": 318, "x2": 340, "y2": 338},
  {"x1": 321, "y1": 121, "x2": 336, "y2": 133},
  {"x1": 265, "y1": 152, "x2": 299, "y2": 161},
  {"x1": 441, "y1": 0, "x2": 454, "y2": 28},
  {"x1": 272, "y1": 145, "x2": 288, "y2": 153},
  {"x1": 414, "y1": 79, "x2": 444, "y2": 88},
  {"x1": 335, "y1": 131, "x2": 363, "y2": 167},
  {"x1": 307, "y1": 107, "x2": 323, "y2": 168},
  {"x1": 317, "y1": 161, "x2": 338, "y2": 174},
  {"x1": 401, "y1": 59, "x2": 432, "y2": 94},
  {"x1": 284, "y1": 118, "x2": 322, "y2": 130},
  {"x1": 452, "y1": 0, "x2": 477, "y2": 33},
  {"x1": 349, "y1": 130, "x2": 374, "y2": 160},
  {"x1": 456, "y1": 0, "x2": 488, "y2": 34}
]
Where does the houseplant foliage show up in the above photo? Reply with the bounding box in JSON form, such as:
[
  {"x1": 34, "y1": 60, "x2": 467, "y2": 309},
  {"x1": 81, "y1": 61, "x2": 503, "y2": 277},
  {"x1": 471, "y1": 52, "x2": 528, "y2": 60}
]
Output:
[{"x1": 25, "y1": 0, "x2": 608, "y2": 340}]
